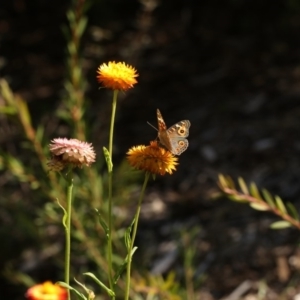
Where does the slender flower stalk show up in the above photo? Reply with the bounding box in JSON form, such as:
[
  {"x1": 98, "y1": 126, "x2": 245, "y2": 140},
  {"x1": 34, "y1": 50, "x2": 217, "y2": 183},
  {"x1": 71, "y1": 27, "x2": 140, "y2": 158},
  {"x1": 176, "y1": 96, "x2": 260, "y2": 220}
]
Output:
[
  {"x1": 48, "y1": 138, "x2": 96, "y2": 300},
  {"x1": 125, "y1": 141, "x2": 178, "y2": 299},
  {"x1": 109, "y1": 90, "x2": 118, "y2": 158},
  {"x1": 65, "y1": 169, "x2": 73, "y2": 300},
  {"x1": 124, "y1": 172, "x2": 150, "y2": 300},
  {"x1": 107, "y1": 89, "x2": 118, "y2": 294},
  {"x1": 97, "y1": 61, "x2": 138, "y2": 298}
]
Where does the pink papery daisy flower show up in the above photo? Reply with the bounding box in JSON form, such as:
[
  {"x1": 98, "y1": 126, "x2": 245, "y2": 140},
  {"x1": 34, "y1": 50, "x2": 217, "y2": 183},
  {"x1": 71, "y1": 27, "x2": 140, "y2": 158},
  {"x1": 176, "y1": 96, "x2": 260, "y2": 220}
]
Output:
[{"x1": 48, "y1": 138, "x2": 96, "y2": 170}]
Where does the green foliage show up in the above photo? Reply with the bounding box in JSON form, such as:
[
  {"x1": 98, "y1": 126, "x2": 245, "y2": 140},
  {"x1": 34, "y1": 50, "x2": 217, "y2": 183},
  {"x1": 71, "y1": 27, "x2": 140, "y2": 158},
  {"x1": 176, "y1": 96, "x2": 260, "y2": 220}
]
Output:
[
  {"x1": 0, "y1": 5, "x2": 192, "y2": 300},
  {"x1": 132, "y1": 272, "x2": 182, "y2": 300},
  {"x1": 180, "y1": 226, "x2": 203, "y2": 300},
  {"x1": 103, "y1": 147, "x2": 113, "y2": 172},
  {"x1": 95, "y1": 209, "x2": 109, "y2": 241},
  {"x1": 84, "y1": 272, "x2": 115, "y2": 298},
  {"x1": 0, "y1": 1, "x2": 135, "y2": 297},
  {"x1": 218, "y1": 174, "x2": 300, "y2": 230},
  {"x1": 270, "y1": 220, "x2": 292, "y2": 229},
  {"x1": 58, "y1": 281, "x2": 88, "y2": 300}
]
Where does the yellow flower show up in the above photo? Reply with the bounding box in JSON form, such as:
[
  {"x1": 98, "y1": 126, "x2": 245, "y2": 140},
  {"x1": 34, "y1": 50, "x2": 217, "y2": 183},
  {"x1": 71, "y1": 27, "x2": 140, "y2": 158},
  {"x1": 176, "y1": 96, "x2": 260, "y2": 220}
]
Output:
[
  {"x1": 48, "y1": 138, "x2": 96, "y2": 170},
  {"x1": 97, "y1": 61, "x2": 138, "y2": 91},
  {"x1": 26, "y1": 281, "x2": 67, "y2": 300},
  {"x1": 127, "y1": 141, "x2": 178, "y2": 175}
]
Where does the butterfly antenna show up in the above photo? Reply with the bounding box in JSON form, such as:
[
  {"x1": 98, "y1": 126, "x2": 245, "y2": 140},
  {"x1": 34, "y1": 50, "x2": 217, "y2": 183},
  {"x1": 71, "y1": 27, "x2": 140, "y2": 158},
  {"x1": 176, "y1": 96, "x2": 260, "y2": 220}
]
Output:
[{"x1": 147, "y1": 121, "x2": 158, "y2": 131}]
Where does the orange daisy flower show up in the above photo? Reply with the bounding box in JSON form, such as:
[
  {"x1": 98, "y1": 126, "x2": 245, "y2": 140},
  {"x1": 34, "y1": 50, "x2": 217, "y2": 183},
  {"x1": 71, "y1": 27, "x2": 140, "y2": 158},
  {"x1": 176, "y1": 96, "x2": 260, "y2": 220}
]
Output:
[
  {"x1": 127, "y1": 141, "x2": 178, "y2": 175},
  {"x1": 26, "y1": 281, "x2": 67, "y2": 300},
  {"x1": 97, "y1": 61, "x2": 138, "y2": 91},
  {"x1": 48, "y1": 138, "x2": 96, "y2": 170}
]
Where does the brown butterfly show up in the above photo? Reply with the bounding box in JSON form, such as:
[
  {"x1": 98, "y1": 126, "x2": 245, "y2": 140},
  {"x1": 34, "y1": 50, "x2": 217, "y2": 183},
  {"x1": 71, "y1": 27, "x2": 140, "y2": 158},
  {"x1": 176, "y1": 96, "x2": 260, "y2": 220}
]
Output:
[{"x1": 156, "y1": 109, "x2": 191, "y2": 155}]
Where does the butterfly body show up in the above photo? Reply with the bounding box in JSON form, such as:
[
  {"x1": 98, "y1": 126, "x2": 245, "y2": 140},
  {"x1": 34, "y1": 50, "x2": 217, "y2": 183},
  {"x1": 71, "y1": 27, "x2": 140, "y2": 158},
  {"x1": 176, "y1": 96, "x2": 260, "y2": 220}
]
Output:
[{"x1": 157, "y1": 109, "x2": 190, "y2": 155}]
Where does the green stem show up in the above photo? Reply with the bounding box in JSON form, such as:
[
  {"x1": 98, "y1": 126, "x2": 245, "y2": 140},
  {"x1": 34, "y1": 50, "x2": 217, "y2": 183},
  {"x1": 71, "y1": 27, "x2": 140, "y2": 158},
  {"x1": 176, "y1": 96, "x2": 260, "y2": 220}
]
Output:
[
  {"x1": 124, "y1": 172, "x2": 150, "y2": 300},
  {"x1": 107, "y1": 89, "x2": 118, "y2": 298},
  {"x1": 109, "y1": 90, "x2": 118, "y2": 158},
  {"x1": 107, "y1": 172, "x2": 114, "y2": 296},
  {"x1": 65, "y1": 169, "x2": 74, "y2": 300}
]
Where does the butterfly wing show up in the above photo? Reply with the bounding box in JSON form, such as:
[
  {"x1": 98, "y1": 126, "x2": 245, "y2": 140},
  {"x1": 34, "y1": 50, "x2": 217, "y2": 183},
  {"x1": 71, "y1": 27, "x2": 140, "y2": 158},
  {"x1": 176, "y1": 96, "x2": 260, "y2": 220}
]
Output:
[
  {"x1": 156, "y1": 109, "x2": 191, "y2": 155},
  {"x1": 167, "y1": 120, "x2": 190, "y2": 155},
  {"x1": 167, "y1": 120, "x2": 191, "y2": 138},
  {"x1": 157, "y1": 109, "x2": 173, "y2": 150}
]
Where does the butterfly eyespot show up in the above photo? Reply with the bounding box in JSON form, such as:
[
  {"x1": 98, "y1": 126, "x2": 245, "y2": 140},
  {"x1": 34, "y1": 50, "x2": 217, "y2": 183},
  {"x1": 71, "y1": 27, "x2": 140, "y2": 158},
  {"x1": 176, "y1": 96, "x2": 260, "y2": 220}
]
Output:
[{"x1": 156, "y1": 109, "x2": 190, "y2": 155}]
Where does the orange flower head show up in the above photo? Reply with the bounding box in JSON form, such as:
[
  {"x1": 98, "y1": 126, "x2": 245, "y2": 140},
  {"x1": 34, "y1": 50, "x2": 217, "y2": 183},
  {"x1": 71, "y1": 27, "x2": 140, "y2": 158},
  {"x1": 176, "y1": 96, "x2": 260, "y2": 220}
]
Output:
[
  {"x1": 127, "y1": 141, "x2": 178, "y2": 175},
  {"x1": 26, "y1": 281, "x2": 67, "y2": 300},
  {"x1": 48, "y1": 138, "x2": 96, "y2": 170},
  {"x1": 97, "y1": 61, "x2": 138, "y2": 91}
]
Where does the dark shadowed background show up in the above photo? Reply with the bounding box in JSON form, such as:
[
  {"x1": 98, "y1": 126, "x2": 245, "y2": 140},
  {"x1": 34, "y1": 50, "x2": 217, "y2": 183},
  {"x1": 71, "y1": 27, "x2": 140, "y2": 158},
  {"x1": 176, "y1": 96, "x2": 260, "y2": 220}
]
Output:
[{"x1": 1, "y1": 0, "x2": 300, "y2": 299}]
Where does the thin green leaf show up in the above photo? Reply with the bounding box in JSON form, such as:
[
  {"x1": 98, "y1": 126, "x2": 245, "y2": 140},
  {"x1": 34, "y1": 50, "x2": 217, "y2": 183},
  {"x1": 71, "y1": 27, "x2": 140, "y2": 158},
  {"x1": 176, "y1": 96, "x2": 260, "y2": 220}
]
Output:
[
  {"x1": 287, "y1": 202, "x2": 299, "y2": 221},
  {"x1": 218, "y1": 174, "x2": 228, "y2": 189},
  {"x1": 228, "y1": 195, "x2": 248, "y2": 203},
  {"x1": 16, "y1": 96, "x2": 32, "y2": 127},
  {"x1": 36, "y1": 125, "x2": 44, "y2": 145},
  {"x1": 56, "y1": 199, "x2": 67, "y2": 229},
  {"x1": 113, "y1": 259, "x2": 127, "y2": 285},
  {"x1": 124, "y1": 217, "x2": 136, "y2": 250},
  {"x1": 73, "y1": 66, "x2": 82, "y2": 85},
  {"x1": 226, "y1": 175, "x2": 236, "y2": 189},
  {"x1": 95, "y1": 209, "x2": 109, "y2": 240},
  {"x1": 57, "y1": 281, "x2": 87, "y2": 300},
  {"x1": 73, "y1": 278, "x2": 95, "y2": 300},
  {"x1": 77, "y1": 17, "x2": 88, "y2": 38},
  {"x1": 250, "y1": 203, "x2": 269, "y2": 211},
  {"x1": 0, "y1": 79, "x2": 15, "y2": 107},
  {"x1": 7, "y1": 155, "x2": 25, "y2": 180},
  {"x1": 112, "y1": 247, "x2": 138, "y2": 285},
  {"x1": 275, "y1": 196, "x2": 287, "y2": 214},
  {"x1": 67, "y1": 10, "x2": 75, "y2": 23},
  {"x1": 0, "y1": 106, "x2": 17, "y2": 115},
  {"x1": 238, "y1": 177, "x2": 249, "y2": 195},
  {"x1": 103, "y1": 147, "x2": 113, "y2": 172},
  {"x1": 250, "y1": 182, "x2": 262, "y2": 200},
  {"x1": 131, "y1": 246, "x2": 138, "y2": 257},
  {"x1": 68, "y1": 41, "x2": 77, "y2": 56},
  {"x1": 262, "y1": 189, "x2": 275, "y2": 208},
  {"x1": 270, "y1": 221, "x2": 292, "y2": 229},
  {"x1": 0, "y1": 154, "x2": 3, "y2": 170},
  {"x1": 84, "y1": 272, "x2": 115, "y2": 297}
]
